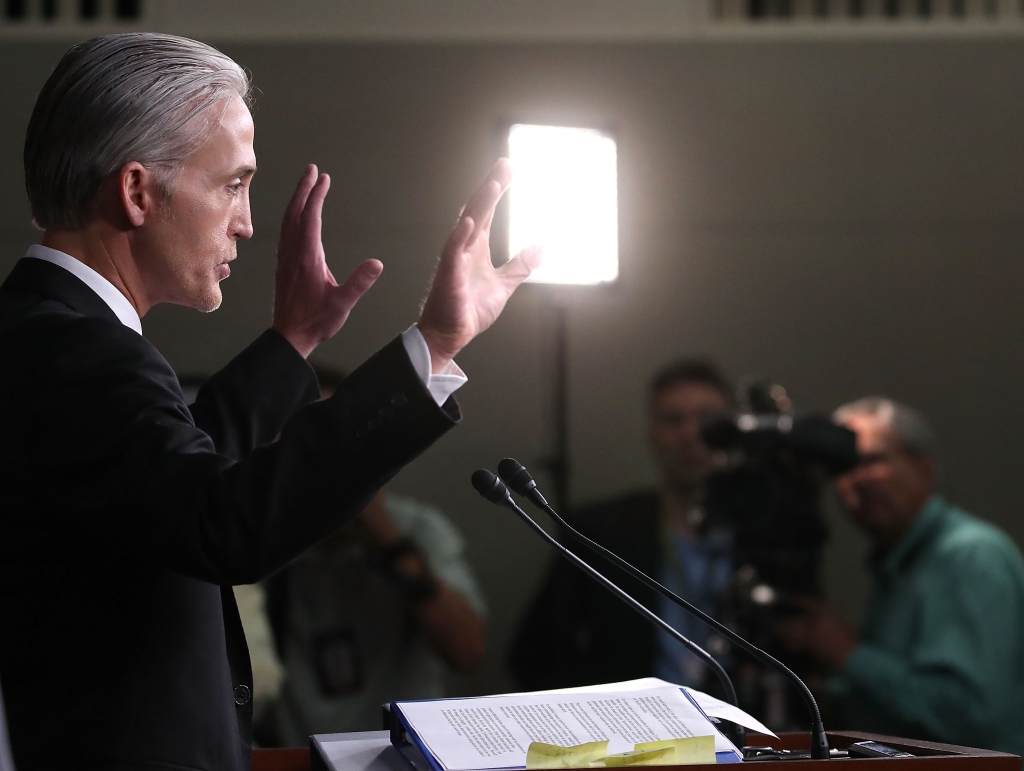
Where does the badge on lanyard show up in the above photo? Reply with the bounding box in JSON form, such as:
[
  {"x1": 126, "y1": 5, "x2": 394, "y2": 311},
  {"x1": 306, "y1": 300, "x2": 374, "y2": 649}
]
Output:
[{"x1": 313, "y1": 627, "x2": 364, "y2": 696}]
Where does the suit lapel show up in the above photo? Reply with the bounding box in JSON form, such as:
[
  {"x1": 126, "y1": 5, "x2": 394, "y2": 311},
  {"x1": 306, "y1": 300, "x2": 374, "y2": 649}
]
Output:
[{"x1": 1, "y1": 257, "x2": 122, "y2": 324}]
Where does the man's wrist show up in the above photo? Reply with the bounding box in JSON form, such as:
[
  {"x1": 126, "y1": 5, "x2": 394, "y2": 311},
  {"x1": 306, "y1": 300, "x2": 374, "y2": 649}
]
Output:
[
  {"x1": 402, "y1": 326, "x2": 467, "y2": 406},
  {"x1": 272, "y1": 322, "x2": 315, "y2": 359},
  {"x1": 419, "y1": 330, "x2": 455, "y2": 374}
]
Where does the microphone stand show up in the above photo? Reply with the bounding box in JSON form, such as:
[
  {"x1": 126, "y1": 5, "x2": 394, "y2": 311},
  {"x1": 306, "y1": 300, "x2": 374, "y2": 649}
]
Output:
[
  {"x1": 497, "y1": 458, "x2": 830, "y2": 761},
  {"x1": 472, "y1": 471, "x2": 748, "y2": 749},
  {"x1": 471, "y1": 470, "x2": 739, "y2": 715}
]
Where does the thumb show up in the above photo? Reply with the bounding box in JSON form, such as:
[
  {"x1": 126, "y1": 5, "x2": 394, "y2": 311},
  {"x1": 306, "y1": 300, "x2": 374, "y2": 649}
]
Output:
[
  {"x1": 497, "y1": 245, "x2": 544, "y2": 286},
  {"x1": 333, "y1": 259, "x2": 383, "y2": 312}
]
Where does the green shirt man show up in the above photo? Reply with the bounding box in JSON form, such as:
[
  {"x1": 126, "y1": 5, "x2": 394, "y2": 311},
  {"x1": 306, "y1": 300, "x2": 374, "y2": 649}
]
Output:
[
  {"x1": 777, "y1": 397, "x2": 1024, "y2": 755},
  {"x1": 835, "y1": 495, "x2": 1024, "y2": 754}
]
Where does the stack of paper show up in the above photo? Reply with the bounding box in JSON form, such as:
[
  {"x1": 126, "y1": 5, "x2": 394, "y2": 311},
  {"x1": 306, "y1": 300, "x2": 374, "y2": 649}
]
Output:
[{"x1": 389, "y1": 679, "x2": 772, "y2": 769}]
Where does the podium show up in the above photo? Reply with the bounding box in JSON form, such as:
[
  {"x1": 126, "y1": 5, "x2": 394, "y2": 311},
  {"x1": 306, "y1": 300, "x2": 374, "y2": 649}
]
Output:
[
  {"x1": 743, "y1": 731, "x2": 1020, "y2": 768},
  {"x1": 252, "y1": 731, "x2": 1021, "y2": 771}
]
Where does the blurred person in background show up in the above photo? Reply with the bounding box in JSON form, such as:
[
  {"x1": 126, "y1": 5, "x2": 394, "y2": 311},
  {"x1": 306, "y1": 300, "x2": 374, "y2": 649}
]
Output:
[
  {"x1": 509, "y1": 359, "x2": 734, "y2": 692},
  {"x1": 777, "y1": 397, "x2": 1024, "y2": 754},
  {"x1": 1, "y1": 680, "x2": 13, "y2": 771},
  {"x1": 263, "y1": 369, "x2": 486, "y2": 742},
  {"x1": 233, "y1": 582, "x2": 285, "y2": 745}
]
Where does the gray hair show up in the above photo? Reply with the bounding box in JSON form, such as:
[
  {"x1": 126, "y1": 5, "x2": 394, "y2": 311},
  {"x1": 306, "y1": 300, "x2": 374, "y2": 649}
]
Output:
[
  {"x1": 24, "y1": 33, "x2": 251, "y2": 231},
  {"x1": 834, "y1": 396, "x2": 938, "y2": 458}
]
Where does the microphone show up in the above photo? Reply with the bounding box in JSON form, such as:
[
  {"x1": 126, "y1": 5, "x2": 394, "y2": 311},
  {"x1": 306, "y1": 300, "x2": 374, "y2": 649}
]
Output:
[
  {"x1": 471, "y1": 470, "x2": 739, "y2": 712},
  {"x1": 497, "y1": 458, "x2": 830, "y2": 761},
  {"x1": 472, "y1": 468, "x2": 513, "y2": 505}
]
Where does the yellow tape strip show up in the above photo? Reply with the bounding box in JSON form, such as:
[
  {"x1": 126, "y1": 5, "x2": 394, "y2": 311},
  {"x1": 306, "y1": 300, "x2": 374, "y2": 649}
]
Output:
[
  {"x1": 525, "y1": 736, "x2": 715, "y2": 768},
  {"x1": 634, "y1": 737, "x2": 716, "y2": 766},
  {"x1": 526, "y1": 741, "x2": 609, "y2": 769}
]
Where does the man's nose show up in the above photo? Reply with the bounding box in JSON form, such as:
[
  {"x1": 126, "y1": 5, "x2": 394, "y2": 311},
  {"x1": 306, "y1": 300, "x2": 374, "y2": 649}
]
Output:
[{"x1": 233, "y1": 198, "x2": 254, "y2": 240}]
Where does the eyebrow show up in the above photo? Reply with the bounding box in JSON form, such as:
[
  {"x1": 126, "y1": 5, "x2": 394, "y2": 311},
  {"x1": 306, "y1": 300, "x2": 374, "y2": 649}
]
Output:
[{"x1": 231, "y1": 165, "x2": 257, "y2": 178}]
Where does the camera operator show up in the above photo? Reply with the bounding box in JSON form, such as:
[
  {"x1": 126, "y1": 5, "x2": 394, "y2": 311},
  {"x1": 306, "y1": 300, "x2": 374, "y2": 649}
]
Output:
[
  {"x1": 776, "y1": 397, "x2": 1024, "y2": 755},
  {"x1": 508, "y1": 359, "x2": 734, "y2": 691}
]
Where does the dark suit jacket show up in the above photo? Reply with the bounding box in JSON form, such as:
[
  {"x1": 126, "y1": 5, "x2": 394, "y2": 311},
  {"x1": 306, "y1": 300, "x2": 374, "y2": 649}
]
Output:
[
  {"x1": 507, "y1": 490, "x2": 662, "y2": 690},
  {"x1": 0, "y1": 257, "x2": 458, "y2": 771}
]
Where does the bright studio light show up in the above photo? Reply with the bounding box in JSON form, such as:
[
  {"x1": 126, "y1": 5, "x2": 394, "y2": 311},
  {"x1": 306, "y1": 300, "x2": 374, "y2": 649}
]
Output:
[{"x1": 508, "y1": 124, "x2": 619, "y2": 285}]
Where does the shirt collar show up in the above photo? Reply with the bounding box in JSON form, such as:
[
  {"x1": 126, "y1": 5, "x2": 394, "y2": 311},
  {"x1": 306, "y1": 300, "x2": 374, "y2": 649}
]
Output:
[
  {"x1": 875, "y1": 494, "x2": 946, "y2": 578},
  {"x1": 25, "y1": 244, "x2": 142, "y2": 335}
]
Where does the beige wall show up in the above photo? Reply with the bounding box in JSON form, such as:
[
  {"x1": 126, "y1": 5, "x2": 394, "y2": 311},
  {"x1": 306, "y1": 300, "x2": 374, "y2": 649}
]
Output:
[{"x1": 2, "y1": 39, "x2": 1023, "y2": 696}]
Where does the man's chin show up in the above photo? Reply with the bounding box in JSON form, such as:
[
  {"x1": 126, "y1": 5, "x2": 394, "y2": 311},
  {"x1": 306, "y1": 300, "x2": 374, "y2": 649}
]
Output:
[
  {"x1": 187, "y1": 285, "x2": 223, "y2": 314},
  {"x1": 200, "y1": 292, "x2": 223, "y2": 313}
]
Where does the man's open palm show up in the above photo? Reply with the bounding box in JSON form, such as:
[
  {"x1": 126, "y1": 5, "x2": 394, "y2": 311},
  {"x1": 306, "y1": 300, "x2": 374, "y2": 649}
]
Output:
[
  {"x1": 419, "y1": 159, "x2": 542, "y2": 372},
  {"x1": 273, "y1": 165, "x2": 383, "y2": 358}
]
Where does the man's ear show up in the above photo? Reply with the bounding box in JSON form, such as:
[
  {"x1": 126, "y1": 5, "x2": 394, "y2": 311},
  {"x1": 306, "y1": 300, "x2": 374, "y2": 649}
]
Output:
[{"x1": 117, "y1": 161, "x2": 160, "y2": 227}]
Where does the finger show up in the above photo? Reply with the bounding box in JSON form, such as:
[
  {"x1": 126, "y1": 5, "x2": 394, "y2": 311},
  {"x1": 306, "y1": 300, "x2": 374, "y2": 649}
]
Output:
[
  {"x1": 474, "y1": 158, "x2": 512, "y2": 232},
  {"x1": 332, "y1": 259, "x2": 383, "y2": 314},
  {"x1": 284, "y1": 164, "x2": 318, "y2": 227},
  {"x1": 302, "y1": 173, "x2": 331, "y2": 226},
  {"x1": 460, "y1": 158, "x2": 511, "y2": 236},
  {"x1": 459, "y1": 181, "x2": 503, "y2": 245},
  {"x1": 489, "y1": 157, "x2": 513, "y2": 189},
  {"x1": 495, "y1": 245, "x2": 543, "y2": 285},
  {"x1": 460, "y1": 159, "x2": 512, "y2": 216},
  {"x1": 516, "y1": 244, "x2": 544, "y2": 272},
  {"x1": 297, "y1": 174, "x2": 330, "y2": 258},
  {"x1": 437, "y1": 216, "x2": 475, "y2": 272}
]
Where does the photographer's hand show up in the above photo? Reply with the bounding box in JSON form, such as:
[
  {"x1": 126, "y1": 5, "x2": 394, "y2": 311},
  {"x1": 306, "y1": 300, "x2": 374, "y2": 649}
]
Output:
[{"x1": 358, "y1": 495, "x2": 486, "y2": 673}]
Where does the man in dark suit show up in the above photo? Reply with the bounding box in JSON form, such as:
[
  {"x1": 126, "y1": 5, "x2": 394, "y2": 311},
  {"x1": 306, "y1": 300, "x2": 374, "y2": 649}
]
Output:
[
  {"x1": 0, "y1": 33, "x2": 539, "y2": 771},
  {"x1": 509, "y1": 359, "x2": 733, "y2": 691}
]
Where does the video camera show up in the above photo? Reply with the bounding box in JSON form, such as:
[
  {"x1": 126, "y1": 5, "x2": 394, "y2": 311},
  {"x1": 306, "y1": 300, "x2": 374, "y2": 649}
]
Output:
[{"x1": 697, "y1": 381, "x2": 858, "y2": 727}]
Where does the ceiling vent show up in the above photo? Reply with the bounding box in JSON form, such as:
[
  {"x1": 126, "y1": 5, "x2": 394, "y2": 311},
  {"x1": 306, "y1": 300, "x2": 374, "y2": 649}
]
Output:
[
  {"x1": 2, "y1": 0, "x2": 142, "y2": 28},
  {"x1": 711, "y1": 0, "x2": 1018, "y2": 24},
  {"x1": 1, "y1": 0, "x2": 1021, "y2": 40}
]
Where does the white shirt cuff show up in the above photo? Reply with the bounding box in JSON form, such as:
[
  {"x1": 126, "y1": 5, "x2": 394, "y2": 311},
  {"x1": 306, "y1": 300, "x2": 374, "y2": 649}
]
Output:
[{"x1": 401, "y1": 325, "x2": 467, "y2": 407}]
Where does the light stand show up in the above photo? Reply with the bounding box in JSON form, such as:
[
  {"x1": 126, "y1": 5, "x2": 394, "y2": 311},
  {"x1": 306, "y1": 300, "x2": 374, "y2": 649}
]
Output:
[{"x1": 546, "y1": 299, "x2": 571, "y2": 514}]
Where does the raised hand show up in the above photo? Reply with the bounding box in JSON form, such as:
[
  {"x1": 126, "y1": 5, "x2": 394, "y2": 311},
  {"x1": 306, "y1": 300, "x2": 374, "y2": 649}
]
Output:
[
  {"x1": 272, "y1": 165, "x2": 383, "y2": 358},
  {"x1": 418, "y1": 159, "x2": 542, "y2": 373}
]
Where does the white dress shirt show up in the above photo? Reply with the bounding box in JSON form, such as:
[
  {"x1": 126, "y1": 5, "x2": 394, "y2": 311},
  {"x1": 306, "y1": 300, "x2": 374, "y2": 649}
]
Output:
[
  {"x1": 24, "y1": 245, "x2": 466, "y2": 407},
  {"x1": 27, "y1": 244, "x2": 142, "y2": 334}
]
